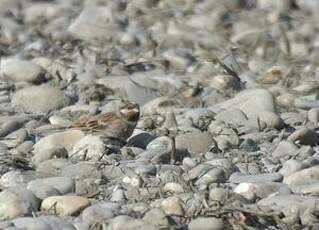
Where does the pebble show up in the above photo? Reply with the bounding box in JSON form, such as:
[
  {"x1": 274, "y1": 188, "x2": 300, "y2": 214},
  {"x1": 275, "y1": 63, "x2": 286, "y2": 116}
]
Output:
[
  {"x1": 0, "y1": 187, "x2": 40, "y2": 220},
  {"x1": 272, "y1": 141, "x2": 299, "y2": 159},
  {"x1": 67, "y1": 7, "x2": 115, "y2": 43},
  {"x1": 307, "y1": 108, "x2": 319, "y2": 123},
  {"x1": 71, "y1": 135, "x2": 105, "y2": 161},
  {"x1": 27, "y1": 177, "x2": 75, "y2": 200},
  {"x1": 41, "y1": 195, "x2": 90, "y2": 216},
  {"x1": 160, "y1": 196, "x2": 184, "y2": 216},
  {"x1": 211, "y1": 89, "x2": 276, "y2": 119},
  {"x1": 230, "y1": 173, "x2": 283, "y2": 184},
  {"x1": 81, "y1": 203, "x2": 120, "y2": 226},
  {"x1": 279, "y1": 159, "x2": 305, "y2": 176},
  {"x1": 287, "y1": 128, "x2": 319, "y2": 146},
  {"x1": 188, "y1": 217, "x2": 224, "y2": 230},
  {"x1": 284, "y1": 165, "x2": 319, "y2": 186},
  {"x1": 33, "y1": 130, "x2": 85, "y2": 156},
  {"x1": 0, "y1": 59, "x2": 44, "y2": 83},
  {"x1": 176, "y1": 131, "x2": 214, "y2": 154},
  {"x1": 127, "y1": 130, "x2": 155, "y2": 149},
  {"x1": 143, "y1": 208, "x2": 169, "y2": 228},
  {"x1": 258, "y1": 194, "x2": 319, "y2": 214},
  {"x1": 12, "y1": 85, "x2": 70, "y2": 113},
  {"x1": 0, "y1": 170, "x2": 42, "y2": 188}
]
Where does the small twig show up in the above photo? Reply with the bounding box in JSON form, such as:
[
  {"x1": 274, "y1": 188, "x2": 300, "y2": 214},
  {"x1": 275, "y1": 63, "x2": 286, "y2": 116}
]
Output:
[{"x1": 279, "y1": 24, "x2": 291, "y2": 56}]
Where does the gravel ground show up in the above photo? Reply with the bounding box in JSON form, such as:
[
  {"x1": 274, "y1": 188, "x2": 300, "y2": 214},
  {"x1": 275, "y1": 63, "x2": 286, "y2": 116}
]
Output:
[{"x1": 1, "y1": 0, "x2": 319, "y2": 229}]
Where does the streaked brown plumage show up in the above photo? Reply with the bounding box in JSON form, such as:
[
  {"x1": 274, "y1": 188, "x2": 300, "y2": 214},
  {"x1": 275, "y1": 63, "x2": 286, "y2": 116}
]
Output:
[{"x1": 70, "y1": 102, "x2": 140, "y2": 142}]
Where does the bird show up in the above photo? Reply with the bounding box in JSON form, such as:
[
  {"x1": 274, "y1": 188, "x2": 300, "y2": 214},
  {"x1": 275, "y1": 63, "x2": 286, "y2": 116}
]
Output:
[{"x1": 70, "y1": 101, "x2": 140, "y2": 144}]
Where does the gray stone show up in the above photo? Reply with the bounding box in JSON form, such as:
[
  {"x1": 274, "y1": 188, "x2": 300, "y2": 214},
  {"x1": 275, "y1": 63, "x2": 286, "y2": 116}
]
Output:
[
  {"x1": 230, "y1": 173, "x2": 283, "y2": 184},
  {"x1": 188, "y1": 217, "x2": 224, "y2": 230},
  {"x1": 284, "y1": 166, "x2": 319, "y2": 185},
  {"x1": 287, "y1": 128, "x2": 319, "y2": 146},
  {"x1": 81, "y1": 203, "x2": 120, "y2": 226},
  {"x1": 272, "y1": 141, "x2": 299, "y2": 159},
  {"x1": 176, "y1": 131, "x2": 214, "y2": 154},
  {"x1": 143, "y1": 208, "x2": 169, "y2": 228},
  {"x1": 71, "y1": 135, "x2": 105, "y2": 161},
  {"x1": 27, "y1": 177, "x2": 75, "y2": 200},
  {"x1": 12, "y1": 85, "x2": 69, "y2": 113},
  {"x1": 0, "y1": 187, "x2": 40, "y2": 220},
  {"x1": 0, "y1": 59, "x2": 44, "y2": 83},
  {"x1": 67, "y1": 7, "x2": 118, "y2": 43},
  {"x1": 128, "y1": 130, "x2": 155, "y2": 149},
  {"x1": 211, "y1": 89, "x2": 276, "y2": 119},
  {"x1": 33, "y1": 130, "x2": 85, "y2": 156}
]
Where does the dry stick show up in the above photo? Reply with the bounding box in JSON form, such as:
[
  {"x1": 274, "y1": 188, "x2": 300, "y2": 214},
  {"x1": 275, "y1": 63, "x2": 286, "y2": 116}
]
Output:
[
  {"x1": 279, "y1": 24, "x2": 291, "y2": 57},
  {"x1": 170, "y1": 134, "x2": 176, "y2": 164}
]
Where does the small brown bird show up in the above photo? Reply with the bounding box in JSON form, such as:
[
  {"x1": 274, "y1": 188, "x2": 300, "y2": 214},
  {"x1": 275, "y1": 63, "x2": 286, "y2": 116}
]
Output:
[{"x1": 70, "y1": 101, "x2": 140, "y2": 143}]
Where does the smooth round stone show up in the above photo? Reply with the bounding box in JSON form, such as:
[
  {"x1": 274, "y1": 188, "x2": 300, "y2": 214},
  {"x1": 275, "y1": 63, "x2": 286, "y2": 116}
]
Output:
[
  {"x1": 279, "y1": 159, "x2": 305, "y2": 176},
  {"x1": 160, "y1": 196, "x2": 184, "y2": 216},
  {"x1": 0, "y1": 187, "x2": 40, "y2": 220},
  {"x1": 163, "y1": 182, "x2": 184, "y2": 194},
  {"x1": 0, "y1": 59, "x2": 44, "y2": 83},
  {"x1": 258, "y1": 111, "x2": 284, "y2": 129},
  {"x1": 215, "y1": 108, "x2": 248, "y2": 127},
  {"x1": 37, "y1": 216, "x2": 76, "y2": 230},
  {"x1": 109, "y1": 216, "x2": 157, "y2": 230},
  {"x1": 67, "y1": 7, "x2": 114, "y2": 42},
  {"x1": 230, "y1": 173, "x2": 283, "y2": 184},
  {"x1": 41, "y1": 196, "x2": 90, "y2": 216},
  {"x1": 27, "y1": 177, "x2": 75, "y2": 200},
  {"x1": 71, "y1": 135, "x2": 105, "y2": 161},
  {"x1": 147, "y1": 136, "x2": 172, "y2": 151},
  {"x1": 142, "y1": 97, "x2": 179, "y2": 114},
  {"x1": 182, "y1": 157, "x2": 197, "y2": 169},
  {"x1": 143, "y1": 208, "x2": 169, "y2": 228},
  {"x1": 209, "y1": 188, "x2": 227, "y2": 203},
  {"x1": 12, "y1": 85, "x2": 69, "y2": 113},
  {"x1": 284, "y1": 166, "x2": 319, "y2": 186},
  {"x1": 188, "y1": 217, "x2": 224, "y2": 230},
  {"x1": 0, "y1": 119, "x2": 24, "y2": 138},
  {"x1": 276, "y1": 93, "x2": 295, "y2": 108},
  {"x1": 81, "y1": 203, "x2": 120, "y2": 225},
  {"x1": 211, "y1": 89, "x2": 276, "y2": 119},
  {"x1": 176, "y1": 132, "x2": 214, "y2": 154},
  {"x1": 36, "y1": 159, "x2": 71, "y2": 175},
  {"x1": 33, "y1": 130, "x2": 85, "y2": 155},
  {"x1": 1, "y1": 217, "x2": 51, "y2": 230},
  {"x1": 287, "y1": 128, "x2": 319, "y2": 146},
  {"x1": 128, "y1": 130, "x2": 156, "y2": 149},
  {"x1": 234, "y1": 183, "x2": 257, "y2": 201},
  {"x1": 272, "y1": 141, "x2": 299, "y2": 159},
  {"x1": 258, "y1": 195, "x2": 319, "y2": 214},
  {"x1": 291, "y1": 182, "x2": 319, "y2": 195},
  {"x1": 0, "y1": 171, "x2": 42, "y2": 188},
  {"x1": 308, "y1": 108, "x2": 319, "y2": 123},
  {"x1": 32, "y1": 146, "x2": 68, "y2": 166},
  {"x1": 59, "y1": 162, "x2": 101, "y2": 180}
]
